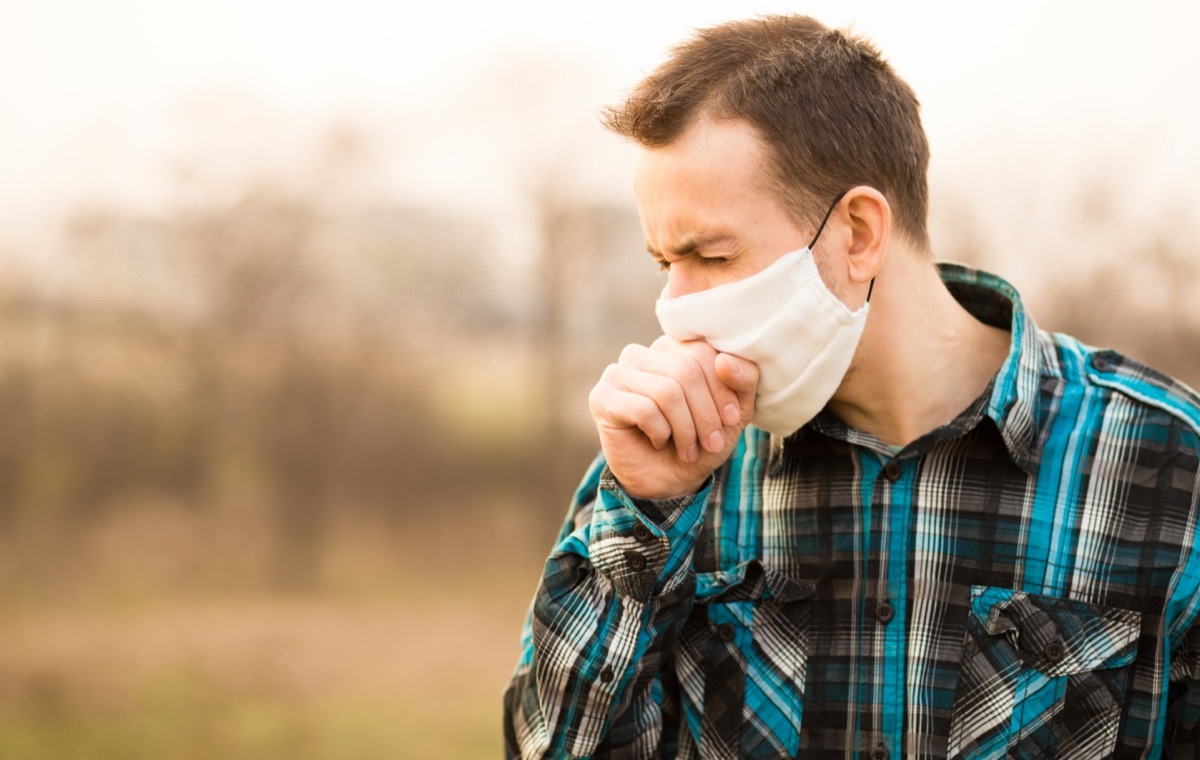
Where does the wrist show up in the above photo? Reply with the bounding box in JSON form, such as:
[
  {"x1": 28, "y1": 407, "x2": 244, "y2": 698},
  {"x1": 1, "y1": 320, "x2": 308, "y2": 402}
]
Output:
[{"x1": 618, "y1": 477, "x2": 708, "y2": 502}]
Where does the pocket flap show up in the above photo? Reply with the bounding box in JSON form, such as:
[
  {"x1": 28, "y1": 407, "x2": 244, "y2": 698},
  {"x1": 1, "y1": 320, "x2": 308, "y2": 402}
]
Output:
[
  {"x1": 695, "y1": 559, "x2": 816, "y2": 604},
  {"x1": 970, "y1": 586, "x2": 1141, "y2": 675}
]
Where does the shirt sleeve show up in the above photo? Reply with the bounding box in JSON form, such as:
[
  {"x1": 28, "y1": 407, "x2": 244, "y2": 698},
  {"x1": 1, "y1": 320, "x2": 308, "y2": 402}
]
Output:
[{"x1": 503, "y1": 454, "x2": 710, "y2": 759}]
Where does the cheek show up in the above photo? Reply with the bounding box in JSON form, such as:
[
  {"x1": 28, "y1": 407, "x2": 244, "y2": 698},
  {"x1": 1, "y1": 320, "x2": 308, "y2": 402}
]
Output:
[{"x1": 811, "y1": 248, "x2": 848, "y2": 304}]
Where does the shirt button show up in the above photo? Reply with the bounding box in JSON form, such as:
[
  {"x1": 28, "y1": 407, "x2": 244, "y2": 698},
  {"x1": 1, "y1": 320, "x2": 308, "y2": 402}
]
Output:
[
  {"x1": 883, "y1": 461, "x2": 902, "y2": 482},
  {"x1": 599, "y1": 666, "x2": 614, "y2": 683},
  {"x1": 625, "y1": 551, "x2": 647, "y2": 572},
  {"x1": 717, "y1": 623, "x2": 736, "y2": 643},
  {"x1": 870, "y1": 745, "x2": 889, "y2": 760},
  {"x1": 632, "y1": 522, "x2": 652, "y2": 543},
  {"x1": 1043, "y1": 639, "x2": 1067, "y2": 664},
  {"x1": 875, "y1": 602, "x2": 895, "y2": 625}
]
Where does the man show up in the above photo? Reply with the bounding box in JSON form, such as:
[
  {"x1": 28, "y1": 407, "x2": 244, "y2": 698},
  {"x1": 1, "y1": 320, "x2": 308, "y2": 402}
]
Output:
[{"x1": 504, "y1": 15, "x2": 1200, "y2": 759}]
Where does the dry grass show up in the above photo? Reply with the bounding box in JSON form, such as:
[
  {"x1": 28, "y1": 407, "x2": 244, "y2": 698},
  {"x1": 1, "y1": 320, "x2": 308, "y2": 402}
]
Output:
[
  {"x1": 0, "y1": 598, "x2": 512, "y2": 758},
  {"x1": 0, "y1": 502, "x2": 552, "y2": 759}
]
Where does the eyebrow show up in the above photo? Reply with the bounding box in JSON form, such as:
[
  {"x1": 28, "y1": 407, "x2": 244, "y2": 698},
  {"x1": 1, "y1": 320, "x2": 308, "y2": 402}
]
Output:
[{"x1": 646, "y1": 233, "x2": 735, "y2": 259}]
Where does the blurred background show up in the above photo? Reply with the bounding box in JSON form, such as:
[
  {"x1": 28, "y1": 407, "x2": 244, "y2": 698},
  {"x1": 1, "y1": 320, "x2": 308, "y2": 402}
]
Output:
[{"x1": 1, "y1": 1, "x2": 1198, "y2": 757}]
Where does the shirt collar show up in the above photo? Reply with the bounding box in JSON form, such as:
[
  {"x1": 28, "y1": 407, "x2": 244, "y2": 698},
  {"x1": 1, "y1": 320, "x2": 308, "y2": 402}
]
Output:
[
  {"x1": 802, "y1": 263, "x2": 1043, "y2": 473},
  {"x1": 937, "y1": 263, "x2": 1043, "y2": 474}
]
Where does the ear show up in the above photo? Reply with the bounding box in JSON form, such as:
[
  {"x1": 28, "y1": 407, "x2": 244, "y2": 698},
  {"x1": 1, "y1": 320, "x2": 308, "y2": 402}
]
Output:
[{"x1": 840, "y1": 185, "x2": 890, "y2": 305}]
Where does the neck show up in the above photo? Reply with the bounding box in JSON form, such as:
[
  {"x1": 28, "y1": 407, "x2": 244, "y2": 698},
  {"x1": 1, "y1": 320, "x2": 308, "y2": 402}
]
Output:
[{"x1": 827, "y1": 257, "x2": 1011, "y2": 448}]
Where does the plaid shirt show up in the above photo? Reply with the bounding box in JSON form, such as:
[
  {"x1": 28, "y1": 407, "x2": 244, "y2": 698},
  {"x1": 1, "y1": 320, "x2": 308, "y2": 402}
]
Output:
[{"x1": 504, "y1": 264, "x2": 1200, "y2": 759}]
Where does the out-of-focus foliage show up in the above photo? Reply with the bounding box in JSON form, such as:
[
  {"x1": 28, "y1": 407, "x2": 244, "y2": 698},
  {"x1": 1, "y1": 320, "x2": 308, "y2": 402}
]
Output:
[
  {"x1": 932, "y1": 174, "x2": 1200, "y2": 387},
  {"x1": 0, "y1": 122, "x2": 660, "y2": 757}
]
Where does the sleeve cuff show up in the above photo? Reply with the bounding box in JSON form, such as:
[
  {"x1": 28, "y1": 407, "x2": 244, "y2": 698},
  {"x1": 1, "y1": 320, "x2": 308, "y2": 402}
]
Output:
[{"x1": 586, "y1": 466, "x2": 711, "y2": 601}]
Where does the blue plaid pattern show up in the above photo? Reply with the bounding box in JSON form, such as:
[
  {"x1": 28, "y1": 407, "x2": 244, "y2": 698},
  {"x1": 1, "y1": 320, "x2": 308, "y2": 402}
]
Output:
[{"x1": 504, "y1": 265, "x2": 1200, "y2": 758}]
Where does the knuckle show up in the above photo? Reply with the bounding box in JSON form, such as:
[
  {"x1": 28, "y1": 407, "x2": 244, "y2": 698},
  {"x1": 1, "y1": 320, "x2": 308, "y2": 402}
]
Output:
[
  {"x1": 680, "y1": 338, "x2": 715, "y2": 359},
  {"x1": 631, "y1": 394, "x2": 660, "y2": 422},
  {"x1": 589, "y1": 374, "x2": 615, "y2": 406},
  {"x1": 655, "y1": 376, "x2": 685, "y2": 405},
  {"x1": 587, "y1": 382, "x2": 605, "y2": 409},
  {"x1": 680, "y1": 357, "x2": 707, "y2": 387},
  {"x1": 658, "y1": 352, "x2": 692, "y2": 381},
  {"x1": 599, "y1": 362, "x2": 622, "y2": 382},
  {"x1": 618, "y1": 343, "x2": 646, "y2": 364}
]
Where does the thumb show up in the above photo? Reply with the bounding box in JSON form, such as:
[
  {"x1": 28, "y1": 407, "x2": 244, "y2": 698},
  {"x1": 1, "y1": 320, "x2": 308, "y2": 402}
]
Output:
[{"x1": 714, "y1": 352, "x2": 759, "y2": 395}]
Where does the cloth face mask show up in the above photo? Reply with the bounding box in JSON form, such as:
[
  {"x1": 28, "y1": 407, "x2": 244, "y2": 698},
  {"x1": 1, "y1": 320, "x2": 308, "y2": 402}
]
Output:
[{"x1": 654, "y1": 197, "x2": 869, "y2": 436}]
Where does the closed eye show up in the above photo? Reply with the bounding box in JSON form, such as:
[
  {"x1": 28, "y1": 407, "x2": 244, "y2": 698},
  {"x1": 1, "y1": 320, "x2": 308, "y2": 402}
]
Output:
[{"x1": 652, "y1": 255, "x2": 729, "y2": 273}]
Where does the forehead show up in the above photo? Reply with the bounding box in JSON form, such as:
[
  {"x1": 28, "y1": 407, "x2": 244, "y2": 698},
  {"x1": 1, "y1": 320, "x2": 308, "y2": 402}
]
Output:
[
  {"x1": 632, "y1": 118, "x2": 798, "y2": 246},
  {"x1": 632, "y1": 117, "x2": 771, "y2": 205}
]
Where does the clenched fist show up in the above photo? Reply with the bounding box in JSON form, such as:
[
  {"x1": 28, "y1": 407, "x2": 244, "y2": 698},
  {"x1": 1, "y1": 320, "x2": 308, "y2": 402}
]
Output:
[{"x1": 588, "y1": 336, "x2": 760, "y2": 500}]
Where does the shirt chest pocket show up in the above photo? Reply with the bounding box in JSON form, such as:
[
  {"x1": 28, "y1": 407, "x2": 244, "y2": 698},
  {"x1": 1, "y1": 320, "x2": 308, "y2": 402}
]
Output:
[
  {"x1": 948, "y1": 586, "x2": 1142, "y2": 760},
  {"x1": 674, "y1": 560, "x2": 815, "y2": 760}
]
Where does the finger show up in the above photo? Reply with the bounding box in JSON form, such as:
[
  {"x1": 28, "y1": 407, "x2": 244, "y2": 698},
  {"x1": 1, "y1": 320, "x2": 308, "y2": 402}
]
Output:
[
  {"x1": 612, "y1": 369, "x2": 703, "y2": 461},
  {"x1": 714, "y1": 353, "x2": 760, "y2": 423},
  {"x1": 599, "y1": 359, "x2": 702, "y2": 460},
  {"x1": 714, "y1": 352, "x2": 760, "y2": 394},
  {"x1": 592, "y1": 360, "x2": 705, "y2": 458},
  {"x1": 622, "y1": 342, "x2": 726, "y2": 453},
  {"x1": 648, "y1": 338, "x2": 742, "y2": 433},
  {"x1": 590, "y1": 378, "x2": 676, "y2": 452}
]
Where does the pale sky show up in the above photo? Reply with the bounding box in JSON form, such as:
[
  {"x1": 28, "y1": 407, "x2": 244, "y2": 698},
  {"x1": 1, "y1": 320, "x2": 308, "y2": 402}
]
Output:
[{"x1": 2, "y1": 0, "x2": 1198, "y2": 265}]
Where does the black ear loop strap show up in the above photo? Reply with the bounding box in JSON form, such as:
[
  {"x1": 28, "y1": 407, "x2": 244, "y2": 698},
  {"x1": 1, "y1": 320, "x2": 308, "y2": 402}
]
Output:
[
  {"x1": 805, "y1": 191, "x2": 846, "y2": 250},
  {"x1": 806, "y1": 190, "x2": 877, "y2": 304}
]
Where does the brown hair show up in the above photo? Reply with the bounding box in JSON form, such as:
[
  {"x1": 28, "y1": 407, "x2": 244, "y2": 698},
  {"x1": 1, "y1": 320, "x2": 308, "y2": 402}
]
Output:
[{"x1": 602, "y1": 15, "x2": 931, "y2": 251}]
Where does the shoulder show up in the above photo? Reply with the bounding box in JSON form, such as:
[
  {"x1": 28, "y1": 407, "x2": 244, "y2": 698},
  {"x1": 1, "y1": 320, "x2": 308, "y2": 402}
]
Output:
[{"x1": 1044, "y1": 330, "x2": 1200, "y2": 451}]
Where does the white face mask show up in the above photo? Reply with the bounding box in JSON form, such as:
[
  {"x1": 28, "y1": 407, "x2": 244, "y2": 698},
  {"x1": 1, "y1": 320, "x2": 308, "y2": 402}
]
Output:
[{"x1": 654, "y1": 200, "x2": 869, "y2": 437}]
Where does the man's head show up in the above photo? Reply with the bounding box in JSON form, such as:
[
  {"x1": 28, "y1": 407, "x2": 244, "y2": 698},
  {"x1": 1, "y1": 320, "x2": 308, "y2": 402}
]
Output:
[{"x1": 603, "y1": 15, "x2": 930, "y2": 253}]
